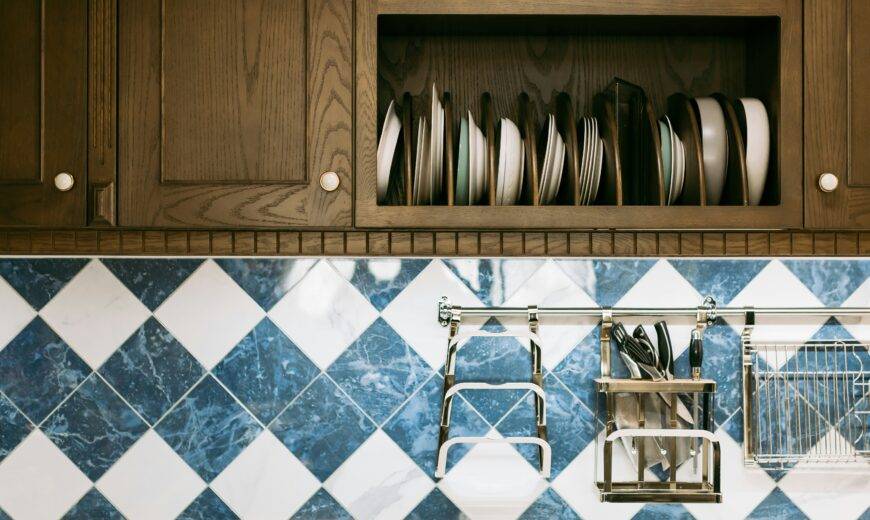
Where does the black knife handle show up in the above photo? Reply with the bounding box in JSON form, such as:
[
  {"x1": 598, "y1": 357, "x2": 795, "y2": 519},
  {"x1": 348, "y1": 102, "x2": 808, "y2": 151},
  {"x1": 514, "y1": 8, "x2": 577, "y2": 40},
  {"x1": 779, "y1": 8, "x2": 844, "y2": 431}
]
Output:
[
  {"x1": 689, "y1": 329, "x2": 703, "y2": 380},
  {"x1": 654, "y1": 321, "x2": 672, "y2": 377}
]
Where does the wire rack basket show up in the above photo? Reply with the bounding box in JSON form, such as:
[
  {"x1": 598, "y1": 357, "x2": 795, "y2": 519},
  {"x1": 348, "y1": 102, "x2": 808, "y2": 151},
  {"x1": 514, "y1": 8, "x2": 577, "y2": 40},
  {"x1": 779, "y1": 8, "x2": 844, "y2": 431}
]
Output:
[{"x1": 742, "y1": 314, "x2": 870, "y2": 469}]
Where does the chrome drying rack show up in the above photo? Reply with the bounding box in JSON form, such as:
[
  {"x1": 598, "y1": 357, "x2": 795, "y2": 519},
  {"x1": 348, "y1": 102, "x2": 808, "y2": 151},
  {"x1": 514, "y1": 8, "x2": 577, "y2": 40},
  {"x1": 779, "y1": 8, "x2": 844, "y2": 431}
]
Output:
[{"x1": 436, "y1": 296, "x2": 870, "y2": 501}]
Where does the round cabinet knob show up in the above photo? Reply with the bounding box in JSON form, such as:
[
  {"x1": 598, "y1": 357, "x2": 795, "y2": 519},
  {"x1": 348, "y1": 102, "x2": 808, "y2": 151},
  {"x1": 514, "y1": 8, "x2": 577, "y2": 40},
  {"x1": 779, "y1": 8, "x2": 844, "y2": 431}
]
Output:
[
  {"x1": 818, "y1": 172, "x2": 839, "y2": 193},
  {"x1": 319, "y1": 171, "x2": 340, "y2": 192},
  {"x1": 54, "y1": 172, "x2": 75, "y2": 192}
]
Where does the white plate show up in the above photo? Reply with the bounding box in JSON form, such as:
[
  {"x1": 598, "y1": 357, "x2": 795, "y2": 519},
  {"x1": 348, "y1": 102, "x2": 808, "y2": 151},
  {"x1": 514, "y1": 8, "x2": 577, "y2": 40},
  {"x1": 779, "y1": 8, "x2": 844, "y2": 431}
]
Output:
[
  {"x1": 377, "y1": 100, "x2": 401, "y2": 204},
  {"x1": 663, "y1": 115, "x2": 675, "y2": 204},
  {"x1": 695, "y1": 97, "x2": 728, "y2": 205},
  {"x1": 539, "y1": 115, "x2": 556, "y2": 203},
  {"x1": 413, "y1": 117, "x2": 429, "y2": 204},
  {"x1": 550, "y1": 126, "x2": 566, "y2": 204},
  {"x1": 584, "y1": 117, "x2": 599, "y2": 205},
  {"x1": 674, "y1": 133, "x2": 685, "y2": 203},
  {"x1": 741, "y1": 98, "x2": 770, "y2": 206},
  {"x1": 429, "y1": 84, "x2": 443, "y2": 204},
  {"x1": 591, "y1": 137, "x2": 603, "y2": 203},
  {"x1": 501, "y1": 118, "x2": 524, "y2": 205},
  {"x1": 496, "y1": 119, "x2": 509, "y2": 205},
  {"x1": 578, "y1": 118, "x2": 590, "y2": 205},
  {"x1": 468, "y1": 111, "x2": 484, "y2": 204}
]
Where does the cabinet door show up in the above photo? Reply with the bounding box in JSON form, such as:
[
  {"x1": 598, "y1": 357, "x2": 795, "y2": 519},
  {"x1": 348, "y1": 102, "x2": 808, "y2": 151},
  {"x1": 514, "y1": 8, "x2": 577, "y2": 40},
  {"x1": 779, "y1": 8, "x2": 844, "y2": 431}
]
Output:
[
  {"x1": 0, "y1": 0, "x2": 87, "y2": 226},
  {"x1": 119, "y1": 0, "x2": 352, "y2": 227},
  {"x1": 805, "y1": 0, "x2": 870, "y2": 228}
]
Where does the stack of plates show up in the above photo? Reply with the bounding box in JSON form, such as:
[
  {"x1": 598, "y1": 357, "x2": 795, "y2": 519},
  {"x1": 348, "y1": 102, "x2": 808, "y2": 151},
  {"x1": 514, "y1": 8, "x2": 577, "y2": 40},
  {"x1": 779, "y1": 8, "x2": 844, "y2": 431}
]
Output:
[
  {"x1": 539, "y1": 115, "x2": 566, "y2": 205},
  {"x1": 495, "y1": 119, "x2": 524, "y2": 205},
  {"x1": 409, "y1": 84, "x2": 446, "y2": 205},
  {"x1": 660, "y1": 115, "x2": 685, "y2": 205},
  {"x1": 578, "y1": 116, "x2": 603, "y2": 205}
]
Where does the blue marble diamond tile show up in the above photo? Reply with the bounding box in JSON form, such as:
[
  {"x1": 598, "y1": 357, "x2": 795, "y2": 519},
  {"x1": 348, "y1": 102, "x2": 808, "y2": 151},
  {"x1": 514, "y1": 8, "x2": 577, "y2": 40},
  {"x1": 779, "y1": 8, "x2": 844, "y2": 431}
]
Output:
[
  {"x1": 102, "y1": 259, "x2": 204, "y2": 311},
  {"x1": 632, "y1": 503, "x2": 695, "y2": 520},
  {"x1": 290, "y1": 488, "x2": 352, "y2": 520},
  {"x1": 0, "y1": 392, "x2": 33, "y2": 463},
  {"x1": 63, "y1": 488, "x2": 123, "y2": 519},
  {"x1": 552, "y1": 325, "x2": 627, "y2": 413},
  {"x1": 747, "y1": 487, "x2": 809, "y2": 519},
  {"x1": 0, "y1": 317, "x2": 90, "y2": 424},
  {"x1": 519, "y1": 488, "x2": 579, "y2": 520},
  {"x1": 383, "y1": 373, "x2": 489, "y2": 476},
  {"x1": 0, "y1": 258, "x2": 88, "y2": 310},
  {"x1": 720, "y1": 408, "x2": 743, "y2": 444},
  {"x1": 215, "y1": 259, "x2": 317, "y2": 310},
  {"x1": 99, "y1": 317, "x2": 204, "y2": 425},
  {"x1": 155, "y1": 375, "x2": 262, "y2": 481},
  {"x1": 43, "y1": 374, "x2": 148, "y2": 480},
  {"x1": 443, "y1": 259, "x2": 545, "y2": 305},
  {"x1": 332, "y1": 258, "x2": 429, "y2": 311},
  {"x1": 859, "y1": 506, "x2": 870, "y2": 520},
  {"x1": 327, "y1": 318, "x2": 431, "y2": 425},
  {"x1": 497, "y1": 375, "x2": 597, "y2": 478},
  {"x1": 213, "y1": 317, "x2": 318, "y2": 424},
  {"x1": 270, "y1": 375, "x2": 375, "y2": 481},
  {"x1": 0, "y1": 508, "x2": 8, "y2": 520},
  {"x1": 555, "y1": 259, "x2": 656, "y2": 306},
  {"x1": 406, "y1": 488, "x2": 465, "y2": 520},
  {"x1": 783, "y1": 259, "x2": 870, "y2": 307},
  {"x1": 178, "y1": 488, "x2": 239, "y2": 520},
  {"x1": 669, "y1": 259, "x2": 769, "y2": 305}
]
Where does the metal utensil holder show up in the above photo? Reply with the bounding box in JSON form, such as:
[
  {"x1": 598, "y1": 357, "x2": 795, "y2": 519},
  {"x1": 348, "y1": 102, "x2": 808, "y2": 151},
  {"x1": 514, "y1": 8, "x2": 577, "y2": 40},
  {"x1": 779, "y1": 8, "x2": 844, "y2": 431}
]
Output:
[
  {"x1": 742, "y1": 310, "x2": 870, "y2": 469},
  {"x1": 435, "y1": 301, "x2": 551, "y2": 479},
  {"x1": 595, "y1": 306, "x2": 722, "y2": 503}
]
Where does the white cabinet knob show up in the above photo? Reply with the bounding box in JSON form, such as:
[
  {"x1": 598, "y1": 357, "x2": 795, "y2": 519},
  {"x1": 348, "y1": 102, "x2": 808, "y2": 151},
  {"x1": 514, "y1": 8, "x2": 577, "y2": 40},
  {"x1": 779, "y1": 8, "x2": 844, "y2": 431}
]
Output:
[
  {"x1": 319, "y1": 171, "x2": 340, "y2": 192},
  {"x1": 818, "y1": 172, "x2": 839, "y2": 193},
  {"x1": 54, "y1": 172, "x2": 75, "y2": 192}
]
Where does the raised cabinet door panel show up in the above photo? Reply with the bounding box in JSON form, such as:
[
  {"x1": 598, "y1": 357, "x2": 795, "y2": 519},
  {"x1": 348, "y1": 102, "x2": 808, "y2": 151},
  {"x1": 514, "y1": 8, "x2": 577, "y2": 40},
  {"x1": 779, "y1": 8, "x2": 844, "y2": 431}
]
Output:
[
  {"x1": 119, "y1": 0, "x2": 352, "y2": 228},
  {"x1": 0, "y1": 0, "x2": 87, "y2": 226},
  {"x1": 805, "y1": 0, "x2": 870, "y2": 228}
]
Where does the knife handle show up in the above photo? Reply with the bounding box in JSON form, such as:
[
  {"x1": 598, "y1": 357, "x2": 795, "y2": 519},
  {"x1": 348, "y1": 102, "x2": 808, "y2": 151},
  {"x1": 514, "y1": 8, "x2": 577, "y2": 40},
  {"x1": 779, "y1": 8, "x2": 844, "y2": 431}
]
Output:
[{"x1": 689, "y1": 329, "x2": 703, "y2": 380}]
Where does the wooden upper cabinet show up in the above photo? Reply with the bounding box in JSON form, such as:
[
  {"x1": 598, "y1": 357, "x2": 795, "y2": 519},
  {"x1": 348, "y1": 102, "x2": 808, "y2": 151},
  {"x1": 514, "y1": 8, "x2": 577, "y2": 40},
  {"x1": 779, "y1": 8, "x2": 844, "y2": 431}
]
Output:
[
  {"x1": 118, "y1": 0, "x2": 352, "y2": 227},
  {"x1": 0, "y1": 0, "x2": 87, "y2": 226},
  {"x1": 805, "y1": 0, "x2": 870, "y2": 228}
]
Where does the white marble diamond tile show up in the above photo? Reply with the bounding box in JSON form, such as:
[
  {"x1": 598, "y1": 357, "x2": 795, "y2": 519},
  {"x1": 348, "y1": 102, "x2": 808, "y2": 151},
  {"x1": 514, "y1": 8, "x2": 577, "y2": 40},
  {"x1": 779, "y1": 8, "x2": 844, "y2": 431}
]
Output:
[
  {"x1": 444, "y1": 259, "x2": 544, "y2": 305},
  {"x1": 680, "y1": 428, "x2": 776, "y2": 520},
  {"x1": 381, "y1": 259, "x2": 484, "y2": 369},
  {"x1": 503, "y1": 260, "x2": 598, "y2": 370},
  {"x1": 841, "y1": 277, "x2": 870, "y2": 341},
  {"x1": 40, "y1": 259, "x2": 150, "y2": 369},
  {"x1": 324, "y1": 429, "x2": 433, "y2": 520},
  {"x1": 97, "y1": 430, "x2": 206, "y2": 520},
  {"x1": 438, "y1": 429, "x2": 548, "y2": 520},
  {"x1": 615, "y1": 259, "x2": 703, "y2": 359},
  {"x1": 268, "y1": 260, "x2": 378, "y2": 370},
  {"x1": 777, "y1": 429, "x2": 870, "y2": 520},
  {"x1": 551, "y1": 431, "x2": 646, "y2": 520},
  {"x1": 155, "y1": 260, "x2": 265, "y2": 370},
  {"x1": 211, "y1": 431, "x2": 319, "y2": 520},
  {"x1": 728, "y1": 260, "x2": 826, "y2": 368},
  {"x1": 0, "y1": 275, "x2": 36, "y2": 350},
  {"x1": 0, "y1": 430, "x2": 91, "y2": 520}
]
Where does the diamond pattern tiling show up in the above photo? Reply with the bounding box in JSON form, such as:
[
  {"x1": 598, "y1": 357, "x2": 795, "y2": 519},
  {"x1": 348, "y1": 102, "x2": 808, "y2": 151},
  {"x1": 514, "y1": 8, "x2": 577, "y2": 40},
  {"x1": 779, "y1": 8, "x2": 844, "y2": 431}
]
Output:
[
  {"x1": 290, "y1": 488, "x2": 352, "y2": 520},
  {"x1": 438, "y1": 429, "x2": 549, "y2": 519},
  {"x1": 327, "y1": 317, "x2": 431, "y2": 425},
  {"x1": 99, "y1": 317, "x2": 204, "y2": 425},
  {"x1": 383, "y1": 373, "x2": 489, "y2": 476},
  {"x1": 215, "y1": 258, "x2": 317, "y2": 311},
  {"x1": 40, "y1": 259, "x2": 151, "y2": 369},
  {"x1": 0, "y1": 258, "x2": 88, "y2": 310},
  {"x1": 63, "y1": 488, "x2": 123, "y2": 520},
  {"x1": 555, "y1": 259, "x2": 657, "y2": 306},
  {"x1": 0, "y1": 316, "x2": 90, "y2": 424},
  {"x1": 747, "y1": 487, "x2": 809, "y2": 520},
  {"x1": 497, "y1": 375, "x2": 597, "y2": 478},
  {"x1": 155, "y1": 376, "x2": 262, "y2": 482},
  {"x1": 519, "y1": 487, "x2": 580, "y2": 520},
  {"x1": 669, "y1": 259, "x2": 769, "y2": 306},
  {"x1": 406, "y1": 488, "x2": 465, "y2": 519},
  {"x1": 268, "y1": 259, "x2": 378, "y2": 370},
  {"x1": 42, "y1": 374, "x2": 148, "y2": 480},
  {"x1": 102, "y1": 258, "x2": 204, "y2": 311},
  {"x1": 211, "y1": 431, "x2": 320, "y2": 520},
  {"x1": 443, "y1": 259, "x2": 546, "y2": 305},
  {"x1": 381, "y1": 259, "x2": 484, "y2": 369},
  {"x1": 552, "y1": 326, "x2": 614, "y2": 409},
  {"x1": 155, "y1": 259, "x2": 265, "y2": 370},
  {"x1": 324, "y1": 430, "x2": 434, "y2": 520},
  {"x1": 783, "y1": 259, "x2": 870, "y2": 307},
  {"x1": 96, "y1": 430, "x2": 206, "y2": 520},
  {"x1": 0, "y1": 392, "x2": 32, "y2": 464},
  {"x1": 178, "y1": 488, "x2": 239, "y2": 520},
  {"x1": 269, "y1": 375, "x2": 376, "y2": 482},
  {"x1": 331, "y1": 258, "x2": 430, "y2": 311},
  {"x1": 0, "y1": 431, "x2": 91, "y2": 520},
  {"x1": 632, "y1": 503, "x2": 695, "y2": 519},
  {"x1": 0, "y1": 275, "x2": 36, "y2": 350},
  {"x1": 213, "y1": 317, "x2": 319, "y2": 424},
  {"x1": 502, "y1": 259, "x2": 599, "y2": 370},
  {"x1": 841, "y1": 276, "x2": 870, "y2": 340}
]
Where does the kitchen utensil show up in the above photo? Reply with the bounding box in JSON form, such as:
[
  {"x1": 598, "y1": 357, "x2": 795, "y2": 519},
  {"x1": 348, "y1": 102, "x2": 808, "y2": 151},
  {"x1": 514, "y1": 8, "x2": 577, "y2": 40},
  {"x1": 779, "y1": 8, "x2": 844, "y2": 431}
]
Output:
[
  {"x1": 632, "y1": 324, "x2": 659, "y2": 376},
  {"x1": 694, "y1": 97, "x2": 728, "y2": 204},
  {"x1": 689, "y1": 328, "x2": 703, "y2": 471},
  {"x1": 456, "y1": 116, "x2": 470, "y2": 205},
  {"x1": 377, "y1": 100, "x2": 401, "y2": 204},
  {"x1": 739, "y1": 98, "x2": 770, "y2": 205},
  {"x1": 654, "y1": 321, "x2": 674, "y2": 379}
]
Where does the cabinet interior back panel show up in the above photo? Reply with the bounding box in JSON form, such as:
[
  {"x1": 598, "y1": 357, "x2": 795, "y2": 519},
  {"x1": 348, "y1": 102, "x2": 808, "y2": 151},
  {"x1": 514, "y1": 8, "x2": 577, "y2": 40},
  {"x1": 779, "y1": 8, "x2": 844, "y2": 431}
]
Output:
[{"x1": 161, "y1": 0, "x2": 306, "y2": 184}]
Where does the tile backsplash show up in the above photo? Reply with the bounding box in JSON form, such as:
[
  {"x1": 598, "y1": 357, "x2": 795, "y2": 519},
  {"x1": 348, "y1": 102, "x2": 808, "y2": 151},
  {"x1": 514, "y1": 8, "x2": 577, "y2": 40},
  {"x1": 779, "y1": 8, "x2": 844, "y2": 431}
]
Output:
[{"x1": 0, "y1": 257, "x2": 868, "y2": 519}]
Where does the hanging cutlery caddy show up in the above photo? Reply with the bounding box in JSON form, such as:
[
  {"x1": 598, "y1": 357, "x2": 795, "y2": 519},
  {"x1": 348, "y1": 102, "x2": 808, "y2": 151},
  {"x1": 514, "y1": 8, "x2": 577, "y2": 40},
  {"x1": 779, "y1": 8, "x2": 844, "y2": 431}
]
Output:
[
  {"x1": 594, "y1": 306, "x2": 723, "y2": 503},
  {"x1": 742, "y1": 311, "x2": 870, "y2": 469}
]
